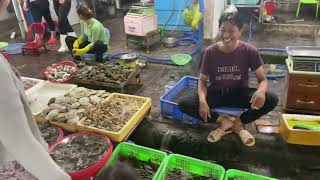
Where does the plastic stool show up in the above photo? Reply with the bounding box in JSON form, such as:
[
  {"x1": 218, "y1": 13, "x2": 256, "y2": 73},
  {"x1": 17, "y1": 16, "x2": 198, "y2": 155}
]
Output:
[
  {"x1": 212, "y1": 107, "x2": 246, "y2": 117},
  {"x1": 22, "y1": 23, "x2": 47, "y2": 56},
  {"x1": 296, "y1": 0, "x2": 319, "y2": 18}
]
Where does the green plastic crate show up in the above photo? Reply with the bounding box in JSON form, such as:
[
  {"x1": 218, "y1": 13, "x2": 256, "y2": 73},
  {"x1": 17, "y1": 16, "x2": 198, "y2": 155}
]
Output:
[
  {"x1": 156, "y1": 154, "x2": 225, "y2": 180},
  {"x1": 224, "y1": 169, "x2": 278, "y2": 180},
  {"x1": 97, "y1": 142, "x2": 167, "y2": 180}
]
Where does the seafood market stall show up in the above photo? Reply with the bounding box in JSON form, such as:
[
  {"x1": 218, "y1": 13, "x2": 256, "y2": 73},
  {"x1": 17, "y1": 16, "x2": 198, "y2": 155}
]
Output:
[
  {"x1": 17, "y1": 63, "x2": 155, "y2": 178},
  {"x1": 27, "y1": 83, "x2": 151, "y2": 142}
]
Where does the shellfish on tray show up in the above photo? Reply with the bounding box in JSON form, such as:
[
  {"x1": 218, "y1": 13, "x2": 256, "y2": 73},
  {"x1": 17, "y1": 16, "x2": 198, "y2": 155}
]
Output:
[{"x1": 42, "y1": 61, "x2": 77, "y2": 83}]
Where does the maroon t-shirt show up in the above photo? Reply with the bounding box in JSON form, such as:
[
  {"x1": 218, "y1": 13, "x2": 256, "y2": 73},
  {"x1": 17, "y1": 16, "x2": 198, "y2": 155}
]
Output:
[{"x1": 200, "y1": 41, "x2": 263, "y2": 91}]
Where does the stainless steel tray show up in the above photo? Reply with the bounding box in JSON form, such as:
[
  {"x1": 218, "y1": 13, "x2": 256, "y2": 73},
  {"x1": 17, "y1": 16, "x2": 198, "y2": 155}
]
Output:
[{"x1": 286, "y1": 46, "x2": 320, "y2": 58}]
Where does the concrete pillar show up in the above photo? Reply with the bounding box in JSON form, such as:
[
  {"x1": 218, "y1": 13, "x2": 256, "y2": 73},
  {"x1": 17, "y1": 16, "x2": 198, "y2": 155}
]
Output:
[
  {"x1": 203, "y1": 0, "x2": 226, "y2": 40},
  {"x1": 203, "y1": 0, "x2": 214, "y2": 39}
]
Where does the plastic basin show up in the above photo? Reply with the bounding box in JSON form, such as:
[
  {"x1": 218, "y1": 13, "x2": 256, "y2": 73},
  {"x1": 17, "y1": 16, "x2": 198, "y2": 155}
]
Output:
[
  {"x1": 49, "y1": 132, "x2": 113, "y2": 180},
  {"x1": 171, "y1": 54, "x2": 192, "y2": 65},
  {"x1": 0, "y1": 42, "x2": 8, "y2": 49},
  {"x1": 4, "y1": 43, "x2": 26, "y2": 55}
]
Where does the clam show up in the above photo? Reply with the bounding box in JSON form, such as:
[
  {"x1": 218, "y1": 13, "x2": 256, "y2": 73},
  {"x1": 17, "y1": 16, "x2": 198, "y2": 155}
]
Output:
[
  {"x1": 90, "y1": 95, "x2": 101, "y2": 105},
  {"x1": 95, "y1": 90, "x2": 105, "y2": 97},
  {"x1": 45, "y1": 109, "x2": 60, "y2": 120},
  {"x1": 71, "y1": 102, "x2": 81, "y2": 109},
  {"x1": 55, "y1": 97, "x2": 69, "y2": 105},
  {"x1": 79, "y1": 97, "x2": 91, "y2": 106},
  {"x1": 84, "y1": 90, "x2": 96, "y2": 97},
  {"x1": 100, "y1": 92, "x2": 111, "y2": 98},
  {"x1": 67, "y1": 115, "x2": 80, "y2": 124}
]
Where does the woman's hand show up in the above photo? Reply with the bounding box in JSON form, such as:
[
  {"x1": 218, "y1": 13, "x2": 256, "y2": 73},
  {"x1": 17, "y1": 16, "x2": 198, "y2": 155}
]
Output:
[
  {"x1": 199, "y1": 100, "x2": 210, "y2": 123},
  {"x1": 250, "y1": 89, "x2": 266, "y2": 110},
  {"x1": 73, "y1": 46, "x2": 90, "y2": 56},
  {"x1": 59, "y1": 0, "x2": 65, "y2": 4},
  {"x1": 23, "y1": 2, "x2": 28, "y2": 12}
]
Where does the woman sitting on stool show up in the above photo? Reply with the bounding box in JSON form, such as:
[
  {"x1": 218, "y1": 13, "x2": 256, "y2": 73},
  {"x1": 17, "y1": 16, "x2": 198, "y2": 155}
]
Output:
[{"x1": 65, "y1": 4, "x2": 109, "y2": 62}]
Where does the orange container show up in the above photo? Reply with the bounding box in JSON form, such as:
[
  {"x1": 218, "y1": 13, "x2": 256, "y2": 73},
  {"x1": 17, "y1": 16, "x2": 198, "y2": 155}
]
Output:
[{"x1": 280, "y1": 114, "x2": 320, "y2": 146}]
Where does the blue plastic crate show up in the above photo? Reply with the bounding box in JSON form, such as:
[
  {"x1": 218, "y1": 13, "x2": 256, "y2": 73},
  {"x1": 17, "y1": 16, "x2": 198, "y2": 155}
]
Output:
[
  {"x1": 160, "y1": 76, "x2": 200, "y2": 124},
  {"x1": 160, "y1": 76, "x2": 247, "y2": 124}
]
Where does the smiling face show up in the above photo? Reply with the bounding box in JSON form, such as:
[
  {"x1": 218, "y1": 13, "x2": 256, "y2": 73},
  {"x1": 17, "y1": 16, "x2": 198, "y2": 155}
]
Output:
[{"x1": 219, "y1": 20, "x2": 242, "y2": 50}]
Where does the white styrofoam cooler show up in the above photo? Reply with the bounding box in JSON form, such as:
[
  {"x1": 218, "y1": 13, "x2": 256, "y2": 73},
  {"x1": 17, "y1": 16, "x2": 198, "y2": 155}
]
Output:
[{"x1": 124, "y1": 15, "x2": 157, "y2": 36}]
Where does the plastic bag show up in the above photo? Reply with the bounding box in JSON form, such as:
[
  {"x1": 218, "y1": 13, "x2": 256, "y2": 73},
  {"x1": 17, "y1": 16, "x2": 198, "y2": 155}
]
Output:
[
  {"x1": 225, "y1": 4, "x2": 238, "y2": 15},
  {"x1": 182, "y1": 3, "x2": 195, "y2": 27},
  {"x1": 182, "y1": 2, "x2": 202, "y2": 30},
  {"x1": 191, "y1": 3, "x2": 202, "y2": 30}
]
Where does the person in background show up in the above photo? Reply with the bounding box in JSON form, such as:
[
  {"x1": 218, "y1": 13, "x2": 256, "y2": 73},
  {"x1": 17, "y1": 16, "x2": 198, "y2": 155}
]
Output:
[
  {"x1": 178, "y1": 7, "x2": 278, "y2": 146},
  {"x1": 53, "y1": 0, "x2": 76, "y2": 52},
  {"x1": 65, "y1": 4, "x2": 109, "y2": 63},
  {"x1": 95, "y1": 161, "x2": 138, "y2": 180},
  {"x1": 23, "y1": 0, "x2": 57, "y2": 45},
  {"x1": 0, "y1": 54, "x2": 70, "y2": 180}
]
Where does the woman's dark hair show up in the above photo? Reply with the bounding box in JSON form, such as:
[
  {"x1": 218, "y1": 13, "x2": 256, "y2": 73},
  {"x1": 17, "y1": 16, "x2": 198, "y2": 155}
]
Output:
[
  {"x1": 95, "y1": 162, "x2": 138, "y2": 180},
  {"x1": 77, "y1": 4, "x2": 94, "y2": 20},
  {"x1": 218, "y1": 11, "x2": 244, "y2": 30}
]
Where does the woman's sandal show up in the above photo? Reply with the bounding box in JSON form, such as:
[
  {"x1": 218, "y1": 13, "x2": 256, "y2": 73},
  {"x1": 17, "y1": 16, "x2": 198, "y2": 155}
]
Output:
[
  {"x1": 207, "y1": 128, "x2": 233, "y2": 143},
  {"x1": 238, "y1": 130, "x2": 255, "y2": 146}
]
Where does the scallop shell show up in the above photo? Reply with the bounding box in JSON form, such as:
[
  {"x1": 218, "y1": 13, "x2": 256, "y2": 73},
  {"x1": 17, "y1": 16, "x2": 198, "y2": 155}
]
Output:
[
  {"x1": 90, "y1": 95, "x2": 101, "y2": 105},
  {"x1": 79, "y1": 97, "x2": 91, "y2": 106},
  {"x1": 45, "y1": 109, "x2": 60, "y2": 120}
]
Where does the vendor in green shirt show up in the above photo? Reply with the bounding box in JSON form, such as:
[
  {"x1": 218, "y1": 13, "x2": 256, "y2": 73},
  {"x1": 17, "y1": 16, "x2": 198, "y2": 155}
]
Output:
[{"x1": 65, "y1": 4, "x2": 109, "y2": 62}]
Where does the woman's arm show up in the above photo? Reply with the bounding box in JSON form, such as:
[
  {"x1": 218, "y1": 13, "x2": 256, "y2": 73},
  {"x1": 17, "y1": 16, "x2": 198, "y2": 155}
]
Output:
[
  {"x1": 198, "y1": 73, "x2": 210, "y2": 122},
  {"x1": 198, "y1": 73, "x2": 208, "y2": 103},
  {"x1": 250, "y1": 66, "x2": 268, "y2": 109},
  {"x1": 0, "y1": 60, "x2": 70, "y2": 180},
  {"x1": 255, "y1": 66, "x2": 268, "y2": 93}
]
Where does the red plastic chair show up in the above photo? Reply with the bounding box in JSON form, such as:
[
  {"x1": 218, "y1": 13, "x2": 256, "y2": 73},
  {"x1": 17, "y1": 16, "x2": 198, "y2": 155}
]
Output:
[{"x1": 22, "y1": 23, "x2": 47, "y2": 56}]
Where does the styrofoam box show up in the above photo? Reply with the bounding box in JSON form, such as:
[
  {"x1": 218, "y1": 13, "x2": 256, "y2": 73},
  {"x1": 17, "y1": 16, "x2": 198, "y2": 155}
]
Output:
[
  {"x1": 27, "y1": 82, "x2": 77, "y2": 116},
  {"x1": 124, "y1": 15, "x2": 157, "y2": 36},
  {"x1": 21, "y1": 77, "x2": 44, "y2": 95}
]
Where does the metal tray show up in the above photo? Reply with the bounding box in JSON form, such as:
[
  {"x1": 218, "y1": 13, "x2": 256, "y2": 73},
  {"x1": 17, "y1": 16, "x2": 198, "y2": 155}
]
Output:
[{"x1": 286, "y1": 46, "x2": 320, "y2": 58}]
